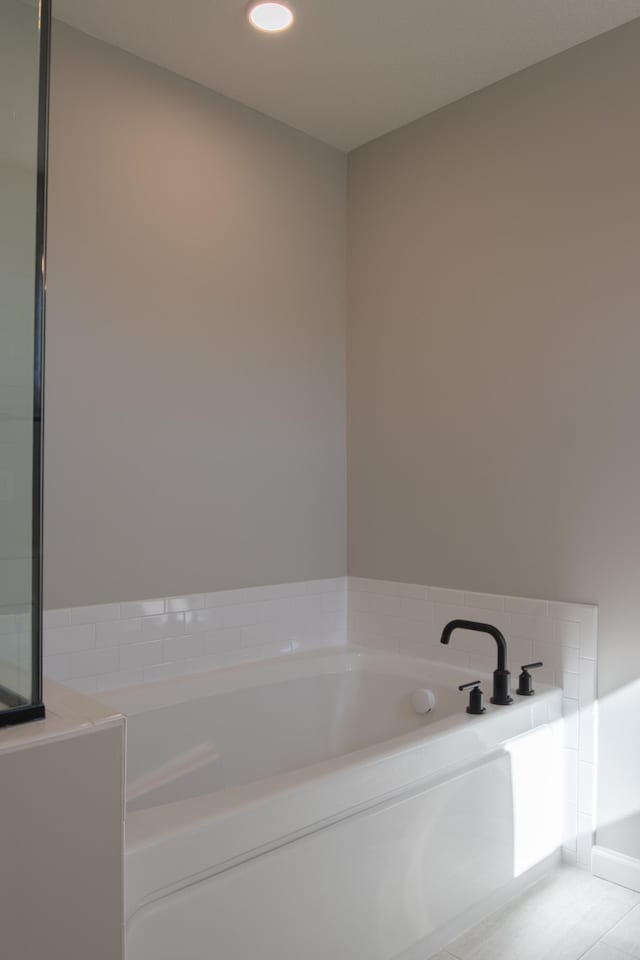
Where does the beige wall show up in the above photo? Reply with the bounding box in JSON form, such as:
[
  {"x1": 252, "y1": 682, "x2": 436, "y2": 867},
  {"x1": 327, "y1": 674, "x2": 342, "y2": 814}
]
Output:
[
  {"x1": 45, "y1": 23, "x2": 347, "y2": 609},
  {"x1": 348, "y1": 19, "x2": 640, "y2": 859}
]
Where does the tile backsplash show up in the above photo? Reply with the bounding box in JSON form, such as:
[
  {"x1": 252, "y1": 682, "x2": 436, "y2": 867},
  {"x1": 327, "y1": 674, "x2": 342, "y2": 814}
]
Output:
[
  {"x1": 0, "y1": 609, "x2": 31, "y2": 698},
  {"x1": 44, "y1": 575, "x2": 597, "y2": 869},
  {"x1": 347, "y1": 577, "x2": 597, "y2": 869},
  {"x1": 44, "y1": 579, "x2": 347, "y2": 694}
]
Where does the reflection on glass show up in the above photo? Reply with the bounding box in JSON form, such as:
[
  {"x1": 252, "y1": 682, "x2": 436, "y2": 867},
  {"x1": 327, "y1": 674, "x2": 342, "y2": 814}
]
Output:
[{"x1": 0, "y1": 0, "x2": 48, "y2": 722}]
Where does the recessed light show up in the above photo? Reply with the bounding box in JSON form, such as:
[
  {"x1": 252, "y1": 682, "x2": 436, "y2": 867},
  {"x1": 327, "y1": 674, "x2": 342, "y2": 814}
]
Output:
[{"x1": 247, "y1": 2, "x2": 294, "y2": 33}]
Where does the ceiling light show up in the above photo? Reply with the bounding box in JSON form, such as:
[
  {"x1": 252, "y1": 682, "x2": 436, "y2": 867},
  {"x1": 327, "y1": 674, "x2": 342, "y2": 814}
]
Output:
[{"x1": 247, "y1": 2, "x2": 294, "y2": 33}]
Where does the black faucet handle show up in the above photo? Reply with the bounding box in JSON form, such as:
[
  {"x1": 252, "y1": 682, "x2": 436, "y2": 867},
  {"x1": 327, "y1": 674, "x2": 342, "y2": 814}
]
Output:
[
  {"x1": 458, "y1": 680, "x2": 486, "y2": 715},
  {"x1": 517, "y1": 661, "x2": 544, "y2": 697}
]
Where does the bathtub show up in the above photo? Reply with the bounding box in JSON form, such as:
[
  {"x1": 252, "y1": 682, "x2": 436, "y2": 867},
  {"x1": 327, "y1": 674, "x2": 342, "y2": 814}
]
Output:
[{"x1": 104, "y1": 646, "x2": 564, "y2": 960}]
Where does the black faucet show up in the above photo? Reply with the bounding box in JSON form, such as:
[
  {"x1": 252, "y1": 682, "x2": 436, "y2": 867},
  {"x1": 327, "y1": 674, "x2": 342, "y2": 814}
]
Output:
[{"x1": 440, "y1": 620, "x2": 513, "y2": 706}]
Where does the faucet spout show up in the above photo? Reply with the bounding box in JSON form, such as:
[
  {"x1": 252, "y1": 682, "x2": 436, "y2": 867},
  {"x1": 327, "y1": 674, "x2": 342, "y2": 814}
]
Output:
[{"x1": 440, "y1": 619, "x2": 512, "y2": 705}]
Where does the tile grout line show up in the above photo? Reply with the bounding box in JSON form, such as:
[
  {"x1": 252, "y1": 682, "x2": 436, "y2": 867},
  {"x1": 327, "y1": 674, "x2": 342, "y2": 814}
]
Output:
[{"x1": 585, "y1": 899, "x2": 640, "y2": 960}]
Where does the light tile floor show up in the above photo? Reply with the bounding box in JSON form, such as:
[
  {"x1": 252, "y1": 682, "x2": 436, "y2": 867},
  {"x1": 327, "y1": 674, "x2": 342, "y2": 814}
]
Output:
[{"x1": 433, "y1": 866, "x2": 640, "y2": 960}]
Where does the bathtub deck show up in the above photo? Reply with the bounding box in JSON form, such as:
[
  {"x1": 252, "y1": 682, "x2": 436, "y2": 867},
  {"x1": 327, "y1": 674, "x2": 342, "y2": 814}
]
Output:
[{"x1": 434, "y1": 866, "x2": 640, "y2": 960}]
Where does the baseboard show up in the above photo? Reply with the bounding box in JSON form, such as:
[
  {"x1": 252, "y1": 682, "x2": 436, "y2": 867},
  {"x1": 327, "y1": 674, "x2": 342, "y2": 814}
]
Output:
[{"x1": 591, "y1": 845, "x2": 640, "y2": 892}]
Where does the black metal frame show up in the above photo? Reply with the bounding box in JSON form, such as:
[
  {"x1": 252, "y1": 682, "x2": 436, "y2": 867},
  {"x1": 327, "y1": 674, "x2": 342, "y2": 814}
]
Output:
[{"x1": 0, "y1": 0, "x2": 51, "y2": 728}]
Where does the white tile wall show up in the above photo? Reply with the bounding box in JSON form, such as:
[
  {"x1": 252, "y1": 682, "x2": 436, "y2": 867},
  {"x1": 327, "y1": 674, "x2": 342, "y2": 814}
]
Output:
[
  {"x1": 0, "y1": 610, "x2": 31, "y2": 698},
  {"x1": 347, "y1": 577, "x2": 598, "y2": 869},
  {"x1": 43, "y1": 579, "x2": 348, "y2": 695},
  {"x1": 42, "y1": 574, "x2": 597, "y2": 869}
]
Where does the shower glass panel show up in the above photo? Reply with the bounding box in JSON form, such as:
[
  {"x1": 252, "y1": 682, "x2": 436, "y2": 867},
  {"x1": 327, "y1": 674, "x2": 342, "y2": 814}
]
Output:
[{"x1": 0, "y1": 0, "x2": 50, "y2": 725}]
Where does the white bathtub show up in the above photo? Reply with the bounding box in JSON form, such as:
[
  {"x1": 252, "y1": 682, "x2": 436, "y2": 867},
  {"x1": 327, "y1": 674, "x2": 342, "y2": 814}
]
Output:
[{"x1": 104, "y1": 647, "x2": 564, "y2": 960}]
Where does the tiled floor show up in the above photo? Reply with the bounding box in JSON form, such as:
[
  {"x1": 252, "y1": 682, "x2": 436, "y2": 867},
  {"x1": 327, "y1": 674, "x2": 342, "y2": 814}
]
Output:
[{"x1": 433, "y1": 866, "x2": 640, "y2": 960}]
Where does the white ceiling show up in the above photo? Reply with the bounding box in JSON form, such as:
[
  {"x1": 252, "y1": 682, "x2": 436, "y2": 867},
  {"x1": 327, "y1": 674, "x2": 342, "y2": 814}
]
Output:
[{"x1": 53, "y1": 0, "x2": 640, "y2": 150}]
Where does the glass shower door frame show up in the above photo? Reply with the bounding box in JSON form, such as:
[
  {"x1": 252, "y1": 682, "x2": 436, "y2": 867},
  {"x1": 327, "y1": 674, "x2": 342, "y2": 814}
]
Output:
[{"x1": 0, "y1": 0, "x2": 51, "y2": 727}]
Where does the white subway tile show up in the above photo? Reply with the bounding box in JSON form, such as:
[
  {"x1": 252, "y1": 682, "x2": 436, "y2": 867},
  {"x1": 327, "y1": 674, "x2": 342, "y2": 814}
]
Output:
[
  {"x1": 164, "y1": 634, "x2": 203, "y2": 661},
  {"x1": 43, "y1": 609, "x2": 72, "y2": 629},
  {"x1": 579, "y1": 658, "x2": 597, "y2": 708},
  {"x1": 504, "y1": 596, "x2": 548, "y2": 617},
  {"x1": 242, "y1": 623, "x2": 279, "y2": 647},
  {"x1": 348, "y1": 577, "x2": 374, "y2": 593},
  {"x1": 184, "y1": 608, "x2": 224, "y2": 633},
  {"x1": 446, "y1": 645, "x2": 484, "y2": 672},
  {"x1": 580, "y1": 612, "x2": 598, "y2": 660},
  {"x1": 356, "y1": 578, "x2": 399, "y2": 596},
  {"x1": 323, "y1": 592, "x2": 347, "y2": 614},
  {"x1": 394, "y1": 583, "x2": 434, "y2": 601},
  {"x1": 400, "y1": 597, "x2": 434, "y2": 622},
  {"x1": 367, "y1": 593, "x2": 403, "y2": 617},
  {"x1": 430, "y1": 587, "x2": 466, "y2": 606},
  {"x1": 348, "y1": 630, "x2": 372, "y2": 649},
  {"x1": 465, "y1": 649, "x2": 496, "y2": 674},
  {"x1": 259, "y1": 598, "x2": 292, "y2": 622},
  {"x1": 202, "y1": 628, "x2": 243, "y2": 655},
  {"x1": 220, "y1": 603, "x2": 264, "y2": 628},
  {"x1": 554, "y1": 619, "x2": 580, "y2": 649},
  {"x1": 432, "y1": 603, "x2": 468, "y2": 632},
  {"x1": 119, "y1": 640, "x2": 164, "y2": 671},
  {"x1": 563, "y1": 671, "x2": 579, "y2": 700},
  {"x1": 0, "y1": 614, "x2": 17, "y2": 636},
  {"x1": 511, "y1": 613, "x2": 553, "y2": 644},
  {"x1": 166, "y1": 594, "x2": 205, "y2": 613},
  {"x1": 392, "y1": 617, "x2": 430, "y2": 644},
  {"x1": 535, "y1": 641, "x2": 579, "y2": 675},
  {"x1": 564, "y1": 803, "x2": 578, "y2": 849},
  {"x1": 45, "y1": 623, "x2": 95, "y2": 656},
  {"x1": 43, "y1": 653, "x2": 72, "y2": 681},
  {"x1": 348, "y1": 590, "x2": 369, "y2": 613},
  {"x1": 464, "y1": 592, "x2": 504, "y2": 612},
  {"x1": 580, "y1": 701, "x2": 598, "y2": 764},
  {"x1": 96, "y1": 618, "x2": 142, "y2": 646},
  {"x1": 347, "y1": 609, "x2": 380, "y2": 636},
  {"x1": 577, "y1": 812, "x2": 594, "y2": 867},
  {"x1": 347, "y1": 607, "x2": 365, "y2": 632},
  {"x1": 563, "y1": 698, "x2": 579, "y2": 750},
  {"x1": 578, "y1": 762, "x2": 595, "y2": 816},
  {"x1": 70, "y1": 603, "x2": 120, "y2": 625},
  {"x1": 565, "y1": 749, "x2": 579, "y2": 807},
  {"x1": 142, "y1": 613, "x2": 186, "y2": 641},
  {"x1": 305, "y1": 579, "x2": 337, "y2": 594},
  {"x1": 466, "y1": 607, "x2": 511, "y2": 634},
  {"x1": 70, "y1": 647, "x2": 119, "y2": 678},
  {"x1": 204, "y1": 589, "x2": 246, "y2": 607},
  {"x1": 508, "y1": 637, "x2": 535, "y2": 671},
  {"x1": 242, "y1": 585, "x2": 276, "y2": 603},
  {"x1": 551, "y1": 601, "x2": 593, "y2": 624},
  {"x1": 120, "y1": 599, "x2": 165, "y2": 618}
]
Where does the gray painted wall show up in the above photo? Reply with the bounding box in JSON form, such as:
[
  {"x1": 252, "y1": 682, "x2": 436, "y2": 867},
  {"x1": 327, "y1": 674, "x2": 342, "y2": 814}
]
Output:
[
  {"x1": 348, "y1": 19, "x2": 640, "y2": 859},
  {"x1": 45, "y1": 23, "x2": 347, "y2": 608}
]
